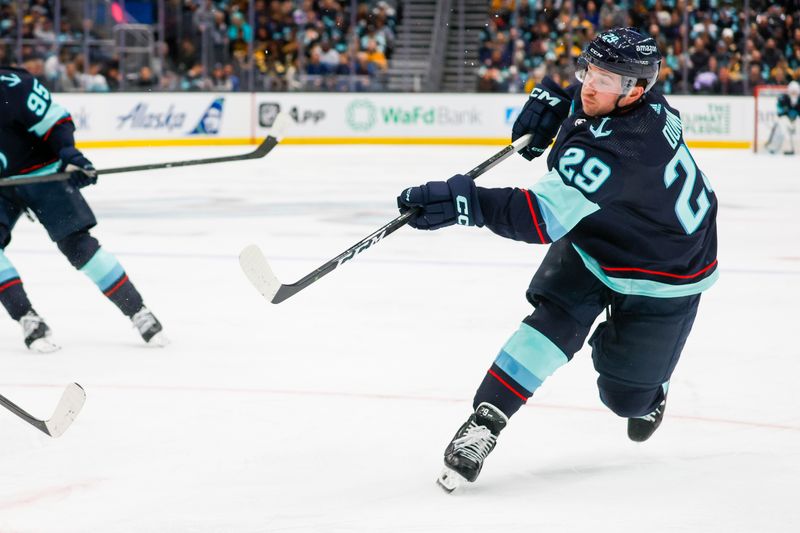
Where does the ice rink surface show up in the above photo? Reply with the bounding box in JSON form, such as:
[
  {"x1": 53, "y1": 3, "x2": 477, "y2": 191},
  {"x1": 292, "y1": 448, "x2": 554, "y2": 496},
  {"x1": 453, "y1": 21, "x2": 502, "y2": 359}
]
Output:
[{"x1": 0, "y1": 144, "x2": 798, "y2": 532}]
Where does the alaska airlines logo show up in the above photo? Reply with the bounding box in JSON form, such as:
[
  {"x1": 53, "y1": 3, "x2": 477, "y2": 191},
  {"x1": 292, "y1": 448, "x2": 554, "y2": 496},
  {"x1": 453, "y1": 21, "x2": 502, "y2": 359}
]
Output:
[
  {"x1": 0, "y1": 151, "x2": 7, "y2": 174},
  {"x1": 117, "y1": 103, "x2": 186, "y2": 131},
  {"x1": 190, "y1": 97, "x2": 224, "y2": 135}
]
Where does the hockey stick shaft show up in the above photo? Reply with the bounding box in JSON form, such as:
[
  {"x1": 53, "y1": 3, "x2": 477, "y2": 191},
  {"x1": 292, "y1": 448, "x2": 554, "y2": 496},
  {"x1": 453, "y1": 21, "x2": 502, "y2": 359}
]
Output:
[
  {"x1": 241, "y1": 134, "x2": 532, "y2": 304},
  {"x1": 0, "y1": 383, "x2": 86, "y2": 437},
  {"x1": 0, "y1": 113, "x2": 291, "y2": 187}
]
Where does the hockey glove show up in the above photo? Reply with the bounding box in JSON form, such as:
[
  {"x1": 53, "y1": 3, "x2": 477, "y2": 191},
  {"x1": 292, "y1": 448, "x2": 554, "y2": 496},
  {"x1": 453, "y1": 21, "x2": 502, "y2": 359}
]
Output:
[
  {"x1": 397, "y1": 174, "x2": 484, "y2": 230},
  {"x1": 512, "y1": 76, "x2": 572, "y2": 161},
  {"x1": 59, "y1": 146, "x2": 97, "y2": 188}
]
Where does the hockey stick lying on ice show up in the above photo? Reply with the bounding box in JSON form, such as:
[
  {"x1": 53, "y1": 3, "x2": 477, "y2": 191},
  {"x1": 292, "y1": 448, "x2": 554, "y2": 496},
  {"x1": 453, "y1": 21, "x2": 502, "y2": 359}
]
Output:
[
  {"x1": 0, "y1": 113, "x2": 292, "y2": 187},
  {"x1": 240, "y1": 134, "x2": 533, "y2": 304},
  {"x1": 0, "y1": 383, "x2": 86, "y2": 437}
]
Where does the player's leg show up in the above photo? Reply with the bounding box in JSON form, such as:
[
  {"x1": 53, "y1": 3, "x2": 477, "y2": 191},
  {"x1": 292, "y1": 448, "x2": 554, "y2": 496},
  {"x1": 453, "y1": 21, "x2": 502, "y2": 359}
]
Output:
[
  {"x1": 438, "y1": 240, "x2": 608, "y2": 491},
  {"x1": 765, "y1": 121, "x2": 784, "y2": 154},
  {"x1": 55, "y1": 230, "x2": 167, "y2": 345},
  {"x1": 17, "y1": 182, "x2": 167, "y2": 346},
  {"x1": 588, "y1": 292, "x2": 701, "y2": 442},
  {"x1": 0, "y1": 194, "x2": 59, "y2": 352},
  {"x1": 779, "y1": 116, "x2": 796, "y2": 155}
]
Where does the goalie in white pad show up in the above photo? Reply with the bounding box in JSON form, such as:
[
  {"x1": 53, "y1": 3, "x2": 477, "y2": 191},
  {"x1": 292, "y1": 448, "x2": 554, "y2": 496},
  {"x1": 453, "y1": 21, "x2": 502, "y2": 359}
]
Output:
[{"x1": 766, "y1": 81, "x2": 800, "y2": 155}]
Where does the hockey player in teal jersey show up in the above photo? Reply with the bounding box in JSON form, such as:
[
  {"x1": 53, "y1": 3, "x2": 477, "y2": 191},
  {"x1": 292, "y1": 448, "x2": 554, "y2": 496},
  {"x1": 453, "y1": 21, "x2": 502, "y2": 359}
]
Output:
[
  {"x1": 396, "y1": 28, "x2": 718, "y2": 491},
  {"x1": 766, "y1": 80, "x2": 800, "y2": 155},
  {"x1": 0, "y1": 66, "x2": 167, "y2": 352}
]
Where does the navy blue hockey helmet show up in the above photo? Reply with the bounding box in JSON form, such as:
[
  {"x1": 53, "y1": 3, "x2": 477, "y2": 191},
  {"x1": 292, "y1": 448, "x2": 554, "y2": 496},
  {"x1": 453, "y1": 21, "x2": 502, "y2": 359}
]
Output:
[{"x1": 577, "y1": 27, "x2": 662, "y2": 93}]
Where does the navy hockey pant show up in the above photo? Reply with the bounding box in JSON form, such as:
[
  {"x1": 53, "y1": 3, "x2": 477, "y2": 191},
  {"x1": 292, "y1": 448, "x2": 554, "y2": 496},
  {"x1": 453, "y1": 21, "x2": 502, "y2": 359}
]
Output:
[
  {"x1": 474, "y1": 239, "x2": 700, "y2": 419},
  {"x1": 0, "y1": 182, "x2": 143, "y2": 319}
]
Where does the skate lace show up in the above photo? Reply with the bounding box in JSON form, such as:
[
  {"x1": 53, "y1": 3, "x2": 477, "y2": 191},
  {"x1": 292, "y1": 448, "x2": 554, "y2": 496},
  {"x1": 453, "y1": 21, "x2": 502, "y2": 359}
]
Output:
[
  {"x1": 638, "y1": 404, "x2": 663, "y2": 423},
  {"x1": 20, "y1": 313, "x2": 43, "y2": 337},
  {"x1": 131, "y1": 308, "x2": 156, "y2": 333},
  {"x1": 452, "y1": 423, "x2": 497, "y2": 464}
]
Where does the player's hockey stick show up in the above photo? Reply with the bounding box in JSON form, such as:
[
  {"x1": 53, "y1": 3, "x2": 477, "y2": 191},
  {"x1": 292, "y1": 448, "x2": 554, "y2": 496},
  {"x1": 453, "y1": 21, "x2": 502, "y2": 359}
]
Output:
[
  {"x1": 0, "y1": 113, "x2": 291, "y2": 187},
  {"x1": 0, "y1": 383, "x2": 86, "y2": 437},
  {"x1": 240, "y1": 134, "x2": 533, "y2": 304}
]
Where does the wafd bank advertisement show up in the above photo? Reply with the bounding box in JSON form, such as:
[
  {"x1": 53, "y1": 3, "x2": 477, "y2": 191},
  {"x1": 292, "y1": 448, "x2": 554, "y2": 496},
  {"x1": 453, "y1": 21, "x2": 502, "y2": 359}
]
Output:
[{"x1": 254, "y1": 94, "x2": 517, "y2": 140}]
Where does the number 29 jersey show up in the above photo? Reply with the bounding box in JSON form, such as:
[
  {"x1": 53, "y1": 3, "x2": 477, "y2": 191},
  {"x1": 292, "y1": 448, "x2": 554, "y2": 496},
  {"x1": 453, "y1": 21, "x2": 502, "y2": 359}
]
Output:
[{"x1": 478, "y1": 88, "x2": 718, "y2": 298}]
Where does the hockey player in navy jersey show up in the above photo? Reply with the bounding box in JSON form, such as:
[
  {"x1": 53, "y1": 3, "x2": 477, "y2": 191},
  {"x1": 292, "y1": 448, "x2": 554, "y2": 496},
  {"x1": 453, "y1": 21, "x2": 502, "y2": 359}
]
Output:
[
  {"x1": 0, "y1": 66, "x2": 166, "y2": 352},
  {"x1": 396, "y1": 28, "x2": 718, "y2": 492},
  {"x1": 766, "y1": 80, "x2": 800, "y2": 155}
]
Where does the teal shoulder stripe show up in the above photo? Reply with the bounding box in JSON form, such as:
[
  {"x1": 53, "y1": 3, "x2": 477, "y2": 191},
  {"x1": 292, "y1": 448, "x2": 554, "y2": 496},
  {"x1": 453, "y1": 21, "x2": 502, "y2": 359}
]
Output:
[
  {"x1": 28, "y1": 101, "x2": 69, "y2": 137},
  {"x1": 572, "y1": 244, "x2": 719, "y2": 297},
  {"x1": 530, "y1": 169, "x2": 600, "y2": 241}
]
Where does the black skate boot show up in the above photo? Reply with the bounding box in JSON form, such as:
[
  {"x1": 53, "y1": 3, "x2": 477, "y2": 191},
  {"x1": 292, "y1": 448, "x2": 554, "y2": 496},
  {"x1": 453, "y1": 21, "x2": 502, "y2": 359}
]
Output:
[
  {"x1": 627, "y1": 397, "x2": 667, "y2": 442},
  {"x1": 131, "y1": 306, "x2": 168, "y2": 346},
  {"x1": 20, "y1": 310, "x2": 60, "y2": 353},
  {"x1": 437, "y1": 402, "x2": 508, "y2": 492}
]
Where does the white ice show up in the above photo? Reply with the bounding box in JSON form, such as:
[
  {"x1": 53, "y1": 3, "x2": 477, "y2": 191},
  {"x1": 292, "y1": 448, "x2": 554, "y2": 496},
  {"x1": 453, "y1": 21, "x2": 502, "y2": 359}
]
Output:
[{"x1": 0, "y1": 144, "x2": 798, "y2": 532}]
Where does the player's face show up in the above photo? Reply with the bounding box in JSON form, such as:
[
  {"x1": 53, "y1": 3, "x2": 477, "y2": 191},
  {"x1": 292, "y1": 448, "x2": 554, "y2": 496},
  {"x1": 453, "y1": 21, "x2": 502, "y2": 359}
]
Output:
[{"x1": 579, "y1": 64, "x2": 640, "y2": 116}]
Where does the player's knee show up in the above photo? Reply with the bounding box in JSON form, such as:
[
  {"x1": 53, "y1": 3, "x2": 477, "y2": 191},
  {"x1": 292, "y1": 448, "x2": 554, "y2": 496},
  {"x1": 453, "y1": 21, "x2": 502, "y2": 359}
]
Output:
[
  {"x1": 597, "y1": 377, "x2": 662, "y2": 418},
  {"x1": 56, "y1": 230, "x2": 100, "y2": 268}
]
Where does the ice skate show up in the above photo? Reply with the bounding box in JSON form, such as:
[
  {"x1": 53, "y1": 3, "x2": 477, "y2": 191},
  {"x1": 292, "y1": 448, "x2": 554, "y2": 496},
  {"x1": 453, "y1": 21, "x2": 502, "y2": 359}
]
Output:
[
  {"x1": 131, "y1": 306, "x2": 169, "y2": 347},
  {"x1": 437, "y1": 402, "x2": 508, "y2": 493},
  {"x1": 627, "y1": 397, "x2": 667, "y2": 442},
  {"x1": 20, "y1": 310, "x2": 60, "y2": 353}
]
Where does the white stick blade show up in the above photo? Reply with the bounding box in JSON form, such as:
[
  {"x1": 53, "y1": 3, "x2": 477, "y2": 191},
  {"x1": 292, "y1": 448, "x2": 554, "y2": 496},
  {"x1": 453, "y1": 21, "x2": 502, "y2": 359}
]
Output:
[
  {"x1": 268, "y1": 112, "x2": 292, "y2": 142},
  {"x1": 239, "y1": 245, "x2": 281, "y2": 301},
  {"x1": 45, "y1": 383, "x2": 86, "y2": 438}
]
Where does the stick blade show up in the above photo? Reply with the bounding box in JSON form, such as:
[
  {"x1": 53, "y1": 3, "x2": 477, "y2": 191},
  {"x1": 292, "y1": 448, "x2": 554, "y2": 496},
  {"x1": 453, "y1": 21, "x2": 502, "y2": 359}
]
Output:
[
  {"x1": 268, "y1": 112, "x2": 292, "y2": 142},
  {"x1": 239, "y1": 245, "x2": 282, "y2": 302},
  {"x1": 44, "y1": 383, "x2": 86, "y2": 438}
]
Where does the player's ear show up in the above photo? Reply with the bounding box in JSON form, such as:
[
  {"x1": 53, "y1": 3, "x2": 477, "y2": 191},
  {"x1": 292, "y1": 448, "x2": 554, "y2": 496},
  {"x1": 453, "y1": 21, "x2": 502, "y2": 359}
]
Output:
[{"x1": 626, "y1": 86, "x2": 645, "y2": 102}]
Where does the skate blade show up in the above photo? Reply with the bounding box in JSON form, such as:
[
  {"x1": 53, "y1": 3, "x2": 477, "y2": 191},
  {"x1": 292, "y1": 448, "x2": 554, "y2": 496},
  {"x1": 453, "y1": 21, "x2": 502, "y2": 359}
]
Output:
[
  {"x1": 437, "y1": 467, "x2": 467, "y2": 493},
  {"x1": 28, "y1": 338, "x2": 61, "y2": 354},
  {"x1": 145, "y1": 332, "x2": 170, "y2": 348}
]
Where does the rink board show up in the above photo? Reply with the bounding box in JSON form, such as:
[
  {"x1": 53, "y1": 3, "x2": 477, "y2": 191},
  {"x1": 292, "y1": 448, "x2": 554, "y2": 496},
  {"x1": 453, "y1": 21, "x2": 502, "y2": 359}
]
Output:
[{"x1": 55, "y1": 92, "x2": 755, "y2": 149}]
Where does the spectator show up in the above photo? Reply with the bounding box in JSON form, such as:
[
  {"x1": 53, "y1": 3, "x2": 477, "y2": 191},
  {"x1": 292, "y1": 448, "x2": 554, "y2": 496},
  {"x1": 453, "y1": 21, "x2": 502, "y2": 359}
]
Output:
[{"x1": 135, "y1": 65, "x2": 158, "y2": 90}]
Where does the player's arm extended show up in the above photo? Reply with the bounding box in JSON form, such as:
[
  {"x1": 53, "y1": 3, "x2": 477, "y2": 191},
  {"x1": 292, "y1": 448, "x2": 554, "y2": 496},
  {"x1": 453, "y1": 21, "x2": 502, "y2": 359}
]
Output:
[{"x1": 477, "y1": 167, "x2": 603, "y2": 244}]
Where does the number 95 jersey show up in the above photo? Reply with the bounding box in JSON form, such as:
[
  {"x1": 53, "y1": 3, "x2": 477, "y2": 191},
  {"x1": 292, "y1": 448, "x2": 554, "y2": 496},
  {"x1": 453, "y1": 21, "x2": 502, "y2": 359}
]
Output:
[
  {"x1": 479, "y1": 88, "x2": 718, "y2": 298},
  {"x1": 0, "y1": 67, "x2": 75, "y2": 178}
]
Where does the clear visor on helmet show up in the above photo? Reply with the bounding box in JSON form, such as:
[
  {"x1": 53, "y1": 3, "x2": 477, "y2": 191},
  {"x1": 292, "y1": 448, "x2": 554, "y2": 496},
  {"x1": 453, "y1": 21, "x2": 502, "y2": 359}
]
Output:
[{"x1": 575, "y1": 63, "x2": 638, "y2": 95}]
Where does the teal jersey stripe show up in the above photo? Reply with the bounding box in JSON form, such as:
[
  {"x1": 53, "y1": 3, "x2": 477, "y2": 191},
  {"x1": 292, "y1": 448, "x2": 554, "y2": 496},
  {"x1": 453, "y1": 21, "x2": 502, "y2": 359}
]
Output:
[
  {"x1": 493, "y1": 322, "x2": 568, "y2": 393},
  {"x1": 6, "y1": 161, "x2": 61, "y2": 179},
  {"x1": 80, "y1": 249, "x2": 123, "y2": 290},
  {"x1": 530, "y1": 169, "x2": 600, "y2": 241},
  {"x1": 28, "y1": 102, "x2": 69, "y2": 137},
  {"x1": 572, "y1": 244, "x2": 719, "y2": 297}
]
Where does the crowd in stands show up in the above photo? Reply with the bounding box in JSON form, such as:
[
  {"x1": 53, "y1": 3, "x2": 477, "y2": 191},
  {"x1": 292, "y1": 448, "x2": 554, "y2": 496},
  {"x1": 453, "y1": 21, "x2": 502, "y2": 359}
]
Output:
[
  {"x1": 478, "y1": 1, "x2": 800, "y2": 94},
  {"x1": 0, "y1": 0, "x2": 398, "y2": 92},
  {"x1": 2, "y1": 0, "x2": 799, "y2": 94}
]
